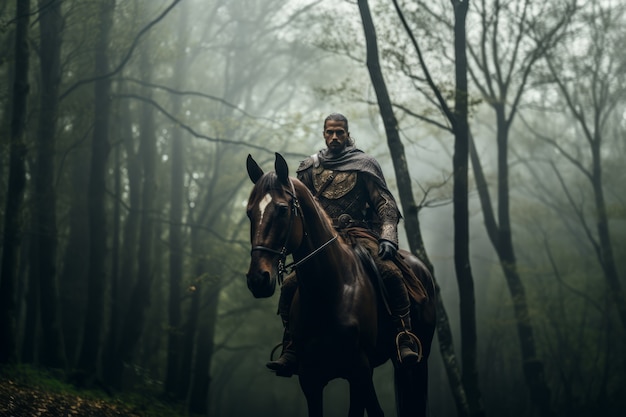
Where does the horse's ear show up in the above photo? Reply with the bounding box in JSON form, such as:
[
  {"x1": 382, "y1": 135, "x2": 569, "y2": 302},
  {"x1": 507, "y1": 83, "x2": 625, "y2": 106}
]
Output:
[
  {"x1": 275, "y1": 152, "x2": 289, "y2": 185},
  {"x1": 246, "y1": 154, "x2": 264, "y2": 184}
]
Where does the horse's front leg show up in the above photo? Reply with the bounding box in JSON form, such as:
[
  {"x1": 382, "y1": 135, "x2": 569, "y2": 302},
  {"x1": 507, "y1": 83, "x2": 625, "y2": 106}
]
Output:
[
  {"x1": 347, "y1": 363, "x2": 384, "y2": 417},
  {"x1": 346, "y1": 382, "x2": 366, "y2": 417},
  {"x1": 299, "y1": 374, "x2": 324, "y2": 417}
]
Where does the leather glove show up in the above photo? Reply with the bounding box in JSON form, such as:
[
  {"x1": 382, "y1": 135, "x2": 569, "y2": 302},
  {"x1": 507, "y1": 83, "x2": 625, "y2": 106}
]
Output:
[{"x1": 377, "y1": 239, "x2": 397, "y2": 260}]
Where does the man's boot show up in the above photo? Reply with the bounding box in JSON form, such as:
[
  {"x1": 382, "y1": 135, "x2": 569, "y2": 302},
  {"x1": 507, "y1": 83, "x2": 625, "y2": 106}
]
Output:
[
  {"x1": 266, "y1": 327, "x2": 297, "y2": 377},
  {"x1": 383, "y1": 270, "x2": 421, "y2": 366},
  {"x1": 394, "y1": 312, "x2": 422, "y2": 366},
  {"x1": 266, "y1": 274, "x2": 298, "y2": 376}
]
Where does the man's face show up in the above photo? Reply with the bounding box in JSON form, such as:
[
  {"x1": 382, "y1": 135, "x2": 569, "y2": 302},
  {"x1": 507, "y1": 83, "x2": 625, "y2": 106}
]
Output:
[{"x1": 323, "y1": 120, "x2": 350, "y2": 155}]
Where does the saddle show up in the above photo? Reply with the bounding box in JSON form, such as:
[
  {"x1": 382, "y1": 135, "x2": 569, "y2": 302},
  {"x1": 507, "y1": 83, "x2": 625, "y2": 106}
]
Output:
[{"x1": 340, "y1": 227, "x2": 428, "y2": 306}]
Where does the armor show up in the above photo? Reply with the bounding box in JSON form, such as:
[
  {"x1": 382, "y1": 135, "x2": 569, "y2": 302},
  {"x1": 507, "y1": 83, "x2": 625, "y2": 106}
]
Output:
[{"x1": 297, "y1": 151, "x2": 400, "y2": 246}]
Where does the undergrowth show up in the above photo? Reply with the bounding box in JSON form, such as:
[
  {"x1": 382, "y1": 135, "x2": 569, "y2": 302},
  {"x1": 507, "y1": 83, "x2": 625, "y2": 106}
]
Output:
[{"x1": 0, "y1": 363, "x2": 189, "y2": 417}]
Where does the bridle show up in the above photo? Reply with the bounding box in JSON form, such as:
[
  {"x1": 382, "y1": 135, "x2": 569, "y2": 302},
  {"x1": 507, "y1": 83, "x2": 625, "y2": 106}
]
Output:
[{"x1": 250, "y1": 178, "x2": 338, "y2": 284}]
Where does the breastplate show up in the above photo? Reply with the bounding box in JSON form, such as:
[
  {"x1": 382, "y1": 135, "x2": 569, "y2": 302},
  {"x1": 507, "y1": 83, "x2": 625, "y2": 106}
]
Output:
[{"x1": 312, "y1": 166, "x2": 367, "y2": 221}]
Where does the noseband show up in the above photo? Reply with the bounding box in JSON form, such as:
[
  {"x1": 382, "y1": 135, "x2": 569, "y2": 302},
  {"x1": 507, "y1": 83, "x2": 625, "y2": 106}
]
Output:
[{"x1": 250, "y1": 178, "x2": 337, "y2": 284}]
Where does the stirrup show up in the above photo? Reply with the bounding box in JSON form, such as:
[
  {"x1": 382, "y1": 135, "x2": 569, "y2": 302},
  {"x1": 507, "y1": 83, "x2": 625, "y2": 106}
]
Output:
[
  {"x1": 395, "y1": 330, "x2": 424, "y2": 364},
  {"x1": 267, "y1": 343, "x2": 297, "y2": 377},
  {"x1": 269, "y1": 342, "x2": 283, "y2": 361}
]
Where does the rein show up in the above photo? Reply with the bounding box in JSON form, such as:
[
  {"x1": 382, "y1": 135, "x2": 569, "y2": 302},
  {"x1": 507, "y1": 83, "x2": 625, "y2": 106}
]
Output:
[
  {"x1": 250, "y1": 178, "x2": 338, "y2": 284},
  {"x1": 283, "y1": 234, "x2": 338, "y2": 274}
]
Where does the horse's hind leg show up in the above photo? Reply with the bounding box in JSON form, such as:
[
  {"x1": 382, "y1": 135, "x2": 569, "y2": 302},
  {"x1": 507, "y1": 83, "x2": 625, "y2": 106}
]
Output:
[{"x1": 394, "y1": 363, "x2": 428, "y2": 417}]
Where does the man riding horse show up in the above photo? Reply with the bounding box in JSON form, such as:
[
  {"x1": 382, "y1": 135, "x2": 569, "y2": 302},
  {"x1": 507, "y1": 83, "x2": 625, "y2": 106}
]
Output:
[{"x1": 267, "y1": 112, "x2": 422, "y2": 376}]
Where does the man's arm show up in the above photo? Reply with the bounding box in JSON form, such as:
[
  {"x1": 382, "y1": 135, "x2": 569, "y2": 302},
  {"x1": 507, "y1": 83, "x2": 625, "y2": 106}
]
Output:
[{"x1": 364, "y1": 175, "x2": 400, "y2": 259}]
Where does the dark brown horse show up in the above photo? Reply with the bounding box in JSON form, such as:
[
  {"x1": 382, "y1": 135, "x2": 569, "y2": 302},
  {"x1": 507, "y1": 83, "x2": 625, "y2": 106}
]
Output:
[{"x1": 245, "y1": 153, "x2": 436, "y2": 417}]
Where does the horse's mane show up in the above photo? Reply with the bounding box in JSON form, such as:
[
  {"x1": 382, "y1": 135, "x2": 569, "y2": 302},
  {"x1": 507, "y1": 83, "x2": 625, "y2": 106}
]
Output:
[{"x1": 290, "y1": 177, "x2": 337, "y2": 236}]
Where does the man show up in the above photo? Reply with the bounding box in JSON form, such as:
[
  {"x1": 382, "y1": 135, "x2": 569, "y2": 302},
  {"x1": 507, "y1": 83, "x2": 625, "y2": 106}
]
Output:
[{"x1": 267, "y1": 113, "x2": 420, "y2": 376}]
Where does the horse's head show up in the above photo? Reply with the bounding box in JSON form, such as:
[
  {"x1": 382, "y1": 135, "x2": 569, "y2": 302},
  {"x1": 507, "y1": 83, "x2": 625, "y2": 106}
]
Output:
[{"x1": 245, "y1": 153, "x2": 303, "y2": 298}]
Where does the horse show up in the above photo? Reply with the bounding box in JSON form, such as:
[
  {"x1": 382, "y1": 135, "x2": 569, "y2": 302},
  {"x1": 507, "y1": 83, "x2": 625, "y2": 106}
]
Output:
[{"x1": 245, "y1": 152, "x2": 436, "y2": 417}]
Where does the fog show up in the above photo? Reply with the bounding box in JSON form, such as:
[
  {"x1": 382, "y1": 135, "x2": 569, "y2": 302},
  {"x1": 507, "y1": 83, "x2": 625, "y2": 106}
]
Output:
[{"x1": 1, "y1": 0, "x2": 624, "y2": 416}]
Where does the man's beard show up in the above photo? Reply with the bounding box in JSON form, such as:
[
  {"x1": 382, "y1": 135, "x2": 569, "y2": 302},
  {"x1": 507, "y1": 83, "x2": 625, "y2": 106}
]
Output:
[{"x1": 327, "y1": 141, "x2": 344, "y2": 154}]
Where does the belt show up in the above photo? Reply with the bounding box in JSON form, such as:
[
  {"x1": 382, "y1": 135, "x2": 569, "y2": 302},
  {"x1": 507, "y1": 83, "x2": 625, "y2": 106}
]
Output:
[{"x1": 332, "y1": 214, "x2": 370, "y2": 229}]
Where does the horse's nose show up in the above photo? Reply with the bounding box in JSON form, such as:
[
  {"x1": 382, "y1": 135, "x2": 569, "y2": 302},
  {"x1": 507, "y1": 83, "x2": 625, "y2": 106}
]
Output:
[
  {"x1": 246, "y1": 269, "x2": 275, "y2": 298},
  {"x1": 246, "y1": 269, "x2": 268, "y2": 288}
]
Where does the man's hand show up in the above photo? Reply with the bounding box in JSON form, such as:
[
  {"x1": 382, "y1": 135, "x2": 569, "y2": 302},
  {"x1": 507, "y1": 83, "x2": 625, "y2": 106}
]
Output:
[{"x1": 378, "y1": 239, "x2": 397, "y2": 260}]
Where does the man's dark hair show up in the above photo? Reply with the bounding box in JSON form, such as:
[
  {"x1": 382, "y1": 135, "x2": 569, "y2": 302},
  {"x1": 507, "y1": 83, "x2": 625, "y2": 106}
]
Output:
[{"x1": 324, "y1": 113, "x2": 349, "y2": 131}]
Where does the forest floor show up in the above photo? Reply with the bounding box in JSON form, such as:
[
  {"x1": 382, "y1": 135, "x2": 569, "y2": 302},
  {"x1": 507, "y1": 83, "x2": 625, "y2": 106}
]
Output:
[
  {"x1": 0, "y1": 378, "x2": 138, "y2": 416},
  {"x1": 0, "y1": 365, "x2": 185, "y2": 417}
]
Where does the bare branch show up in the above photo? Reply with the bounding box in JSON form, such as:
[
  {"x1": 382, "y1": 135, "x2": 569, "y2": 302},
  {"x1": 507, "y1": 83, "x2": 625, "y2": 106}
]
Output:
[
  {"x1": 392, "y1": 0, "x2": 456, "y2": 127},
  {"x1": 548, "y1": 161, "x2": 601, "y2": 260},
  {"x1": 119, "y1": 77, "x2": 268, "y2": 121},
  {"x1": 114, "y1": 93, "x2": 306, "y2": 159},
  {"x1": 518, "y1": 113, "x2": 592, "y2": 181},
  {"x1": 60, "y1": 0, "x2": 182, "y2": 100}
]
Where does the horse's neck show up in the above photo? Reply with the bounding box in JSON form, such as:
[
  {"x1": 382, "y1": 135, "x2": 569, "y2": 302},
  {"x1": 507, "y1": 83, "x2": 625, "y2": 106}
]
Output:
[{"x1": 294, "y1": 190, "x2": 348, "y2": 296}]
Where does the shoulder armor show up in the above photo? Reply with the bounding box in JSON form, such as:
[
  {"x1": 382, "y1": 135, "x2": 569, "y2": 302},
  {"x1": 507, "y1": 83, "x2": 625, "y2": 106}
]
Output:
[{"x1": 296, "y1": 154, "x2": 318, "y2": 172}]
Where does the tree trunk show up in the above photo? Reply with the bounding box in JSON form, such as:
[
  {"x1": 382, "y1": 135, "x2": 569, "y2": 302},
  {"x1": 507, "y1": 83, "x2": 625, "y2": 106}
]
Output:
[
  {"x1": 165, "y1": 103, "x2": 185, "y2": 396},
  {"x1": 188, "y1": 284, "x2": 220, "y2": 415},
  {"x1": 0, "y1": 0, "x2": 30, "y2": 365},
  {"x1": 118, "y1": 93, "x2": 142, "y2": 313},
  {"x1": 33, "y1": 0, "x2": 65, "y2": 369},
  {"x1": 165, "y1": 0, "x2": 189, "y2": 396},
  {"x1": 110, "y1": 47, "x2": 157, "y2": 388},
  {"x1": 179, "y1": 282, "x2": 200, "y2": 402},
  {"x1": 357, "y1": 0, "x2": 420, "y2": 254},
  {"x1": 58, "y1": 143, "x2": 91, "y2": 366},
  {"x1": 451, "y1": 2, "x2": 484, "y2": 417},
  {"x1": 77, "y1": 0, "x2": 116, "y2": 375},
  {"x1": 179, "y1": 231, "x2": 203, "y2": 405},
  {"x1": 470, "y1": 124, "x2": 554, "y2": 417},
  {"x1": 139, "y1": 219, "x2": 165, "y2": 371},
  {"x1": 102, "y1": 115, "x2": 123, "y2": 385},
  {"x1": 20, "y1": 260, "x2": 39, "y2": 363},
  {"x1": 102, "y1": 85, "x2": 141, "y2": 386},
  {"x1": 591, "y1": 134, "x2": 626, "y2": 331}
]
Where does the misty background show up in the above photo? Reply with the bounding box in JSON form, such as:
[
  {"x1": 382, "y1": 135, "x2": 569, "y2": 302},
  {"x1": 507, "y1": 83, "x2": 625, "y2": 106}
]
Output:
[{"x1": 0, "y1": 0, "x2": 624, "y2": 416}]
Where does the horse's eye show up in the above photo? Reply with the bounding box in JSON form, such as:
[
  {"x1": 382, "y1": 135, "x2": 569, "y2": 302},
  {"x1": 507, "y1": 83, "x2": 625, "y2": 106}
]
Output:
[{"x1": 277, "y1": 204, "x2": 289, "y2": 216}]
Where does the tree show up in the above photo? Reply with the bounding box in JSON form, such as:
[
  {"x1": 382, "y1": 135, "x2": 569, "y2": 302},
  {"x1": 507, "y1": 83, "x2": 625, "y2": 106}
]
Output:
[
  {"x1": 540, "y1": 0, "x2": 626, "y2": 332},
  {"x1": 108, "y1": 45, "x2": 159, "y2": 387},
  {"x1": 463, "y1": 2, "x2": 576, "y2": 414},
  {"x1": 357, "y1": 1, "x2": 469, "y2": 416},
  {"x1": 391, "y1": 0, "x2": 483, "y2": 415},
  {"x1": 164, "y1": 0, "x2": 189, "y2": 396},
  {"x1": 448, "y1": 2, "x2": 483, "y2": 416},
  {"x1": 0, "y1": 0, "x2": 31, "y2": 365},
  {"x1": 77, "y1": 0, "x2": 116, "y2": 375},
  {"x1": 32, "y1": 0, "x2": 66, "y2": 369}
]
